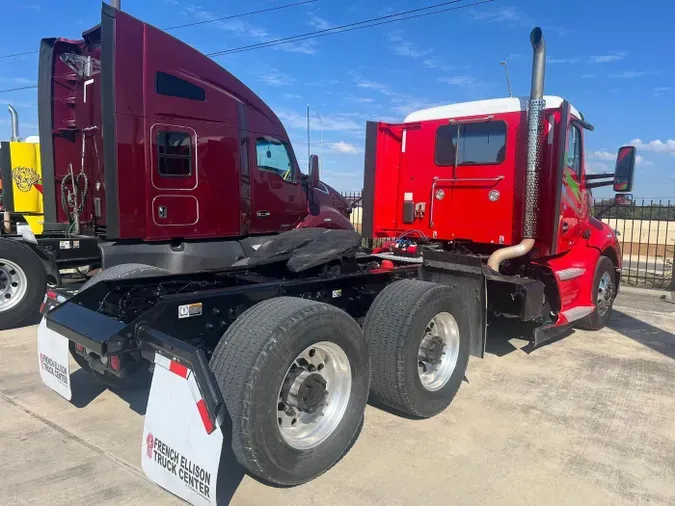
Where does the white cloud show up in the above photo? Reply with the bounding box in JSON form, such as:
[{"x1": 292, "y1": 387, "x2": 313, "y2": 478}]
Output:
[
  {"x1": 388, "y1": 34, "x2": 431, "y2": 59},
  {"x1": 635, "y1": 155, "x2": 653, "y2": 166},
  {"x1": 589, "y1": 150, "x2": 616, "y2": 161},
  {"x1": 654, "y1": 86, "x2": 673, "y2": 93},
  {"x1": 184, "y1": 5, "x2": 318, "y2": 55},
  {"x1": 0, "y1": 77, "x2": 34, "y2": 85},
  {"x1": 438, "y1": 75, "x2": 480, "y2": 87},
  {"x1": 585, "y1": 161, "x2": 608, "y2": 174},
  {"x1": 471, "y1": 7, "x2": 522, "y2": 23},
  {"x1": 307, "y1": 15, "x2": 333, "y2": 30},
  {"x1": 630, "y1": 138, "x2": 675, "y2": 154},
  {"x1": 591, "y1": 149, "x2": 654, "y2": 166},
  {"x1": 589, "y1": 52, "x2": 626, "y2": 63},
  {"x1": 581, "y1": 74, "x2": 595, "y2": 79},
  {"x1": 611, "y1": 70, "x2": 658, "y2": 79},
  {"x1": 547, "y1": 57, "x2": 580, "y2": 64},
  {"x1": 277, "y1": 110, "x2": 362, "y2": 132},
  {"x1": 327, "y1": 141, "x2": 360, "y2": 155},
  {"x1": 258, "y1": 68, "x2": 294, "y2": 86}
]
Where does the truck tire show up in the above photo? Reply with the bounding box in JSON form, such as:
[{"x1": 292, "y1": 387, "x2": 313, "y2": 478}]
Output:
[
  {"x1": 363, "y1": 279, "x2": 470, "y2": 419},
  {"x1": 74, "y1": 263, "x2": 168, "y2": 389},
  {"x1": 79, "y1": 263, "x2": 168, "y2": 292},
  {"x1": 209, "y1": 297, "x2": 370, "y2": 486},
  {"x1": 576, "y1": 256, "x2": 616, "y2": 331},
  {"x1": 0, "y1": 239, "x2": 46, "y2": 329}
]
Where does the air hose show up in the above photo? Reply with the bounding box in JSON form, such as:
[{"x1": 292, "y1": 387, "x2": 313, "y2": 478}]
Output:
[{"x1": 60, "y1": 170, "x2": 89, "y2": 217}]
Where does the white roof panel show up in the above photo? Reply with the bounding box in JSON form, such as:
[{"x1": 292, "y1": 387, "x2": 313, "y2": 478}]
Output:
[{"x1": 404, "y1": 96, "x2": 581, "y2": 123}]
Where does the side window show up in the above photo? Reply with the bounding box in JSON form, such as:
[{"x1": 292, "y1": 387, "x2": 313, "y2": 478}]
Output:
[
  {"x1": 255, "y1": 137, "x2": 296, "y2": 182},
  {"x1": 157, "y1": 131, "x2": 192, "y2": 177},
  {"x1": 436, "y1": 121, "x2": 507, "y2": 166},
  {"x1": 566, "y1": 125, "x2": 582, "y2": 177},
  {"x1": 155, "y1": 72, "x2": 206, "y2": 102}
]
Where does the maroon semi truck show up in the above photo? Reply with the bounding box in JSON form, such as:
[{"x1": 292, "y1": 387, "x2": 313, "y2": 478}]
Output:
[{"x1": 0, "y1": 4, "x2": 351, "y2": 329}]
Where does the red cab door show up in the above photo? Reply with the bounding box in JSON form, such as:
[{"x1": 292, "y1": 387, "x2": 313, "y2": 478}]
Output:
[
  {"x1": 556, "y1": 115, "x2": 590, "y2": 253},
  {"x1": 250, "y1": 136, "x2": 306, "y2": 234}
]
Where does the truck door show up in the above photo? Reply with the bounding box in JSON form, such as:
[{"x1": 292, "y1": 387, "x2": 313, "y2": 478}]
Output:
[
  {"x1": 555, "y1": 110, "x2": 589, "y2": 253},
  {"x1": 147, "y1": 124, "x2": 200, "y2": 237},
  {"x1": 250, "y1": 136, "x2": 306, "y2": 234}
]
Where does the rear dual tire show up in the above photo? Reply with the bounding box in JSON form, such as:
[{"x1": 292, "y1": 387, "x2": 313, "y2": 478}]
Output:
[
  {"x1": 0, "y1": 239, "x2": 45, "y2": 330},
  {"x1": 364, "y1": 280, "x2": 471, "y2": 419},
  {"x1": 209, "y1": 297, "x2": 370, "y2": 486}
]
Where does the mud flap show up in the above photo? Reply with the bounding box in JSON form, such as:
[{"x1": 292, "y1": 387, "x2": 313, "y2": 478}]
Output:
[
  {"x1": 37, "y1": 317, "x2": 72, "y2": 400},
  {"x1": 420, "y1": 250, "x2": 487, "y2": 358},
  {"x1": 141, "y1": 336, "x2": 243, "y2": 505}
]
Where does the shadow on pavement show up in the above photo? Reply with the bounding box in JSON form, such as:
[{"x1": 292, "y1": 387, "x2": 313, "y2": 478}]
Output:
[
  {"x1": 70, "y1": 367, "x2": 152, "y2": 415},
  {"x1": 608, "y1": 309, "x2": 675, "y2": 360}
]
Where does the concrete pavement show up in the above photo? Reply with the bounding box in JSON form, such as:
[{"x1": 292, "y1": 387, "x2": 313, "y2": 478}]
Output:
[{"x1": 1, "y1": 290, "x2": 674, "y2": 505}]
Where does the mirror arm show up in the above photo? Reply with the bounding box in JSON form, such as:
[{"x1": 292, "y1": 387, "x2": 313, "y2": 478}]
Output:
[
  {"x1": 585, "y1": 172, "x2": 615, "y2": 181},
  {"x1": 572, "y1": 118, "x2": 595, "y2": 131},
  {"x1": 586, "y1": 180, "x2": 614, "y2": 189}
]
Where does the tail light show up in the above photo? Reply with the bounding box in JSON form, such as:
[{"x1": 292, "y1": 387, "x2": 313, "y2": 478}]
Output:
[
  {"x1": 75, "y1": 343, "x2": 84, "y2": 352},
  {"x1": 110, "y1": 355, "x2": 121, "y2": 372}
]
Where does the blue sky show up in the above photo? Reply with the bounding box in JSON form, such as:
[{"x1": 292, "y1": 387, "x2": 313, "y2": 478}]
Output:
[{"x1": 1, "y1": 0, "x2": 674, "y2": 199}]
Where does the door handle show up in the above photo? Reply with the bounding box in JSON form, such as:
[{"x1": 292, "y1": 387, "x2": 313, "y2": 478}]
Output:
[
  {"x1": 257, "y1": 210, "x2": 270, "y2": 218},
  {"x1": 158, "y1": 205, "x2": 168, "y2": 219}
]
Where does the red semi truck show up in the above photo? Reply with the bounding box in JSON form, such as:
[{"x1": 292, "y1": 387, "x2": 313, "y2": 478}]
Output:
[
  {"x1": 37, "y1": 6, "x2": 635, "y2": 505},
  {"x1": 0, "y1": 4, "x2": 352, "y2": 329}
]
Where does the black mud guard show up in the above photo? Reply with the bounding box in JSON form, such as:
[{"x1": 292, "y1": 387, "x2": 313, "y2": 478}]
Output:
[{"x1": 419, "y1": 250, "x2": 487, "y2": 358}]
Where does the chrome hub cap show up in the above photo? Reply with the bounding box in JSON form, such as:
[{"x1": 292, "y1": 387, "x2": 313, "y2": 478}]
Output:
[
  {"x1": 597, "y1": 272, "x2": 614, "y2": 316},
  {"x1": 278, "y1": 342, "x2": 351, "y2": 450},
  {"x1": 418, "y1": 312, "x2": 460, "y2": 392},
  {"x1": 0, "y1": 259, "x2": 28, "y2": 313}
]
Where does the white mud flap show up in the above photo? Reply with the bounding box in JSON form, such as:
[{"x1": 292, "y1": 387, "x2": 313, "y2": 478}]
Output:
[
  {"x1": 142, "y1": 353, "x2": 226, "y2": 505},
  {"x1": 37, "y1": 317, "x2": 72, "y2": 401}
]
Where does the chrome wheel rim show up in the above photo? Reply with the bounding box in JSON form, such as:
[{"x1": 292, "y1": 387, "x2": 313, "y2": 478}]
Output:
[
  {"x1": 597, "y1": 272, "x2": 614, "y2": 316},
  {"x1": 418, "y1": 312, "x2": 460, "y2": 392},
  {"x1": 278, "y1": 341, "x2": 352, "y2": 450},
  {"x1": 0, "y1": 259, "x2": 28, "y2": 313}
]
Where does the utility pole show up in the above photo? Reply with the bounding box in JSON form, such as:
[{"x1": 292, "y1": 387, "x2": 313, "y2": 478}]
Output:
[
  {"x1": 500, "y1": 61, "x2": 513, "y2": 97},
  {"x1": 306, "y1": 104, "x2": 311, "y2": 173}
]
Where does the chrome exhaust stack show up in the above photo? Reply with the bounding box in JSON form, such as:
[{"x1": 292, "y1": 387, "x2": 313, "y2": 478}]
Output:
[
  {"x1": 488, "y1": 27, "x2": 546, "y2": 272},
  {"x1": 8, "y1": 105, "x2": 19, "y2": 141}
]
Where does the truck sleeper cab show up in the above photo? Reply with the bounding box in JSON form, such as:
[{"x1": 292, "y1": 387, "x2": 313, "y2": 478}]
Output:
[{"x1": 0, "y1": 4, "x2": 352, "y2": 329}]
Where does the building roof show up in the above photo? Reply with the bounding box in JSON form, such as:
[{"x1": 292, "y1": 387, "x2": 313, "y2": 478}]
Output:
[{"x1": 404, "y1": 96, "x2": 581, "y2": 123}]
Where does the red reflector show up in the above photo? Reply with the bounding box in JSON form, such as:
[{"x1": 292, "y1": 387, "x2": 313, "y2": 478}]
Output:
[
  {"x1": 196, "y1": 399, "x2": 215, "y2": 434},
  {"x1": 46, "y1": 290, "x2": 58, "y2": 300},
  {"x1": 169, "y1": 360, "x2": 189, "y2": 378},
  {"x1": 110, "y1": 355, "x2": 121, "y2": 372},
  {"x1": 39, "y1": 302, "x2": 46, "y2": 313},
  {"x1": 381, "y1": 259, "x2": 395, "y2": 270}
]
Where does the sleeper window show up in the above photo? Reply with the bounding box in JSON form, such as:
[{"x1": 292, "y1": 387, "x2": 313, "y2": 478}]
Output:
[{"x1": 157, "y1": 131, "x2": 192, "y2": 177}]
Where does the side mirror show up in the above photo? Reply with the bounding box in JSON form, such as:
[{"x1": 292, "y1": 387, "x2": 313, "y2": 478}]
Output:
[
  {"x1": 614, "y1": 193, "x2": 633, "y2": 206},
  {"x1": 613, "y1": 146, "x2": 636, "y2": 193},
  {"x1": 309, "y1": 154, "x2": 320, "y2": 188}
]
